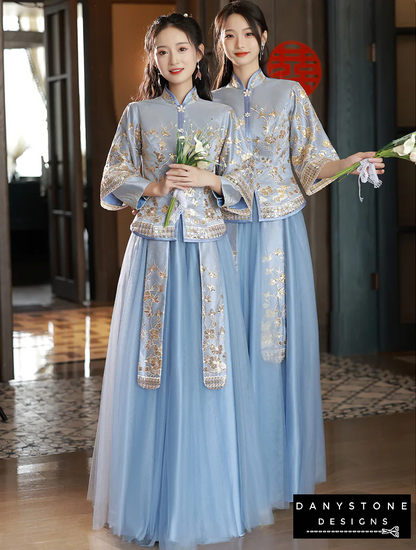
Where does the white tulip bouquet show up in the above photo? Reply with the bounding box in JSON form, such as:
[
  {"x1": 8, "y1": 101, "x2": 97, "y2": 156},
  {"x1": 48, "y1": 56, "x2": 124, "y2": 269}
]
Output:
[
  {"x1": 335, "y1": 131, "x2": 416, "y2": 202},
  {"x1": 164, "y1": 127, "x2": 215, "y2": 227}
]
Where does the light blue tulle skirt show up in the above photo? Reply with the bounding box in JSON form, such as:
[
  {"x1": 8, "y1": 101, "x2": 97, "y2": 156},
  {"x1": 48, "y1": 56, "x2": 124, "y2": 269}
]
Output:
[
  {"x1": 230, "y1": 203, "x2": 326, "y2": 509},
  {"x1": 87, "y1": 217, "x2": 274, "y2": 550}
]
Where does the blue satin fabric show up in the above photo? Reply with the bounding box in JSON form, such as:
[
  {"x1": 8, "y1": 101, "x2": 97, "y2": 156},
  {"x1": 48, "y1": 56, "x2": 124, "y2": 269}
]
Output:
[
  {"x1": 93, "y1": 217, "x2": 273, "y2": 549},
  {"x1": 232, "y1": 203, "x2": 326, "y2": 507}
]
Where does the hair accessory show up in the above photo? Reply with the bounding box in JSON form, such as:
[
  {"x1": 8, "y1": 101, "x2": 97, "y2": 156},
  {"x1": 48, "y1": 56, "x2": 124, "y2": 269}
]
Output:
[
  {"x1": 196, "y1": 61, "x2": 201, "y2": 80},
  {"x1": 184, "y1": 13, "x2": 189, "y2": 17}
]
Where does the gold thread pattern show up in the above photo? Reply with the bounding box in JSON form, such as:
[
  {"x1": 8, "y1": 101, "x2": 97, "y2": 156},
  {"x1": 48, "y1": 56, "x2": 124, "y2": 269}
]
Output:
[
  {"x1": 213, "y1": 75, "x2": 340, "y2": 221},
  {"x1": 100, "y1": 107, "x2": 144, "y2": 210},
  {"x1": 261, "y1": 229, "x2": 287, "y2": 363},
  {"x1": 199, "y1": 242, "x2": 227, "y2": 390},
  {"x1": 101, "y1": 94, "x2": 255, "y2": 240},
  {"x1": 289, "y1": 83, "x2": 339, "y2": 195},
  {"x1": 137, "y1": 242, "x2": 169, "y2": 389}
]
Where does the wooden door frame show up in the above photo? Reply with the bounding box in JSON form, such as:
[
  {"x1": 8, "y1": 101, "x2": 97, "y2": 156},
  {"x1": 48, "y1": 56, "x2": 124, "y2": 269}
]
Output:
[
  {"x1": 44, "y1": 0, "x2": 86, "y2": 303},
  {"x1": 0, "y1": 1, "x2": 14, "y2": 382},
  {"x1": 82, "y1": 0, "x2": 119, "y2": 302}
]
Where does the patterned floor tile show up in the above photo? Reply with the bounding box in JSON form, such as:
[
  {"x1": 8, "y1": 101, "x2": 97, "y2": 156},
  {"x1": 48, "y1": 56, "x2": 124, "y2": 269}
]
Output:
[
  {"x1": 320, "y1": 353, "x2": 415, "y2": 420},
  {"x1": 0, "y1": 353, "x2": 414, "y2": 460}
]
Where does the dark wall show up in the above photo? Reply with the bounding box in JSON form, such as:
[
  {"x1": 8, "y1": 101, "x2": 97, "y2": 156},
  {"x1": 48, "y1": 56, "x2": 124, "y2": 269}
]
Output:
[{"x1": 83, "y1": 0, "x2": 120, "y2": 302}]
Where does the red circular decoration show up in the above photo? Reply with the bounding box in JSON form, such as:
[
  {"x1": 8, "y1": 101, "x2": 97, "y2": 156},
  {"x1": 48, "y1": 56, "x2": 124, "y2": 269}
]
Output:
[{"x1": 266, "y1": 41, "x2": 322, "y2": 96}]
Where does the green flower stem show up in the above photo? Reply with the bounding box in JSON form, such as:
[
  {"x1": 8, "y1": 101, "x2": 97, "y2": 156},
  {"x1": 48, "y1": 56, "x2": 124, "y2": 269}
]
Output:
[
  {"x1": 335, "y1": 149, "x2": 406, "y2": 182},
  {"x1": 164, "y1": 196, "x2": 177, "y2": 228},
  {"x1": 163, "y1": 127, "x2": 219, "y2": 227}
]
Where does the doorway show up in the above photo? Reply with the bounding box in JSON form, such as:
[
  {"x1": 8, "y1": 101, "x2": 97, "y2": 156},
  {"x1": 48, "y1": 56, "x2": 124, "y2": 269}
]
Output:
[
  {"x1": 0, "y1": 0, "x2": 177, "y2": 383},
  {"x1": 3, "y1": 0, "x2": 87, "y2": 312}
]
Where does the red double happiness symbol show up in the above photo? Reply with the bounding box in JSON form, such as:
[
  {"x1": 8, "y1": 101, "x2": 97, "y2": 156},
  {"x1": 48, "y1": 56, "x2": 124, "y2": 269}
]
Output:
[{"x1": 266, "y1": 41, "x2": 322, "y2": 96}]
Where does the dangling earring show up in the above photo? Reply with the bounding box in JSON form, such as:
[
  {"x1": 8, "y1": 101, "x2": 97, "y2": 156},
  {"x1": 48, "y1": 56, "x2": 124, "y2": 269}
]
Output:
[
  {"x1": 158, "y1": 71, "x2": 162, "y2": 87},
  {"x1": 196, "y1": 61, "x2": 202, "y2": 80},
  {"x1": 260, "y1": 42, "x2": 265, "y2": 60}
]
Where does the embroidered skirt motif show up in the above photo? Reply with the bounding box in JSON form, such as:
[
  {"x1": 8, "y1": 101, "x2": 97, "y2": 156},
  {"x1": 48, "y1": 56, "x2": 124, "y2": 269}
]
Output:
[
  {"x1": 228, "y1": 218, "x2": 287, "y2": 363},
  {"x1": 88, "y1": 219, "x2": 274, "y2": 549},
  {"x1": 227, "y1": 204, "x2": 326, "y2": 508},
  {"x1": 137, "y1": 238, "x2": 228, "y2": 390}
]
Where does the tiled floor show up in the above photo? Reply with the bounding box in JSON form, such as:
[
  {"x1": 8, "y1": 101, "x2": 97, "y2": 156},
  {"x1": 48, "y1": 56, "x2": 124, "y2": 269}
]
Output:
[
  {"x1": 1, "y1": 305, "x2": 415, "y2": 547},
  {"x1": 2, "y1": 305, "x2": 414, "y2": 460},
  {"x1": 320, "y1": 354, "x2": 415, "y2": 419},
  {"x1": 0, "y1": 352, "x2": 414, "y2": 459}
]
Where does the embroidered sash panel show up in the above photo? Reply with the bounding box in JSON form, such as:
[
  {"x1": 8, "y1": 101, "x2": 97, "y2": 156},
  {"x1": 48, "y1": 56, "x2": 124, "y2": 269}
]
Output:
[
  {"x1": 260, "y1": 222, "x2": 287, "y2": 363},
  {"x1": 137, "y1": 240, "x2": 227, "y2": 390},
  {"x1": 137, "y1": 241, "x2": 169, "y2": 389},
  {"x1": 199, "y1": 242, "x2": 227, "y2": 389}
]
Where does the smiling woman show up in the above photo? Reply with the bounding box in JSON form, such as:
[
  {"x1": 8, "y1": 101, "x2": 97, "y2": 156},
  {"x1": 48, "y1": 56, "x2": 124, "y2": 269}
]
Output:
[
  {"x1": 136, "y1": 13, "x2": 211, "y2": 102},
  {"x1": 211, "y1": 0, "x2": 386, "y2": 513},
  {"x1": 155, "y1": 33, "x2": 201, "y2": 97},
  {"x1": 87, "y1": 11, "x2": 274, "y2": 550},
  {"x1": 213, "y1": 0, "x2": 269, "y2": 90}
]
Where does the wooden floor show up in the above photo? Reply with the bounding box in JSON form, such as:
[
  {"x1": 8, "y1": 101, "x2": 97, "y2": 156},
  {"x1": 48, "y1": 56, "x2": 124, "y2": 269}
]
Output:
[
  {"x1": 12, "y1": 307, "x2": 112, "y2": 381},
  {"x1": 0, "y1": 411, "x2": 414, "y2": 550},
  {"x1": 4, "y1": 304, "x2": 415, "y2": 547}
]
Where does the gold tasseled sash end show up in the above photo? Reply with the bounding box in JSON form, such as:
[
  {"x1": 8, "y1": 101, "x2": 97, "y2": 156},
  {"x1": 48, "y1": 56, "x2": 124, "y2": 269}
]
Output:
[
  {"x1": 204, "y1": 375, "x2": 226, "y2": 390},
  {"x1": 137, "y1": 375, "x2": 161, "y2": 390}
]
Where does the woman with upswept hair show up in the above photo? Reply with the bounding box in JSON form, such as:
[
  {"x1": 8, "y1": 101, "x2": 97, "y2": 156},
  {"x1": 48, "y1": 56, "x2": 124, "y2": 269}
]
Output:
[
  {"x1": 87, "y1": 12, "x2": 274, "y2": 549},
  {"x1": 212, "y1": 0, "x2": 385, "y2": 509}
]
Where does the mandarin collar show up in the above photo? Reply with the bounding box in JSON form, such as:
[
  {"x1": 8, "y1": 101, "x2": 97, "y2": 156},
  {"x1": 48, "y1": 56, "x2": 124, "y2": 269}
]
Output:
[
  {"x1": 161, "y1": 86, "x2": 199, "y2": 107},
  {"x1": 229, "y1": 69, "x2": 266, "y2": 91}
]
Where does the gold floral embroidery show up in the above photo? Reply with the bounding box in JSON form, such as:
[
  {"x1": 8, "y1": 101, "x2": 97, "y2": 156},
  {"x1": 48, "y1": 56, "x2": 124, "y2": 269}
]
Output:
[
  {"x1": 261, "y1": 241, "x2": 286, "y2": 363},
  {"x1": 219, "y1": 110, "x2": 254, "y2": 217},
  {"x1": 137, "y1": 244, "x2": 169, "y2": 389},
  {"x1": 230, "y1": 70, "x2": 266, "y2": 90},
  {"x1": 100, "y1": 107, "x2": 143, "y2": 210},
  {"x1": 215, "y1": 76, "x2": 340, "y2": 220},
  {"x1": 199, "y1": 243, "x2": 227, "y2": 389},
  {"x1": 141, "y1": 121, "x2": 175, "y2": 183},
  {"x1": 161, "y1": 88, "x2": 176, "y2": 105},
  {"x1": 289, "y1": 83, "x2": 339, "y2": 195},
  {"x1": 102, "y1": 95, "x2": 256, "y2": 239},
  {"x1": 259, "y1": 185, "x2": 273, "y2": 196}
]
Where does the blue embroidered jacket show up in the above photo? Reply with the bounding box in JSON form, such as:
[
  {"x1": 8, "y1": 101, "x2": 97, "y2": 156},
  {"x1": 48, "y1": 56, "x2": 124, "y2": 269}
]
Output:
[
  {"x1": 213, "y1": 70, "x2": 339, "y2": 222},
  {"x1": 100, "y1": 87, "x2": 253, "y2": 241}
]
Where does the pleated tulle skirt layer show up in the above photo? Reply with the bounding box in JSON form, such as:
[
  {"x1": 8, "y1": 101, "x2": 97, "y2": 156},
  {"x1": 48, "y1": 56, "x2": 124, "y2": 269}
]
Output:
[
  {"x1": 230, "y1": 204, "x2": 326, "y2": 508},
  {"x1": 87, "y1": 219, "x2": 274, "y2": 550}
]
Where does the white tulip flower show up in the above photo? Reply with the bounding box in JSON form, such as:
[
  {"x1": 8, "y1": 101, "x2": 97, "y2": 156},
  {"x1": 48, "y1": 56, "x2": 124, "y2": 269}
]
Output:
[
  {"x1": 182, "y1": 141, "x2": 192, "y2": 156},
  {"x1": 194, "y1": 135, "x2": 205, "y2": 154},
  {"x1": 196, "y1": 159, "x2": 210, "y2": 169},
  {"x1": 393, "y1": 132, "x2": 416, "y2": 156}
]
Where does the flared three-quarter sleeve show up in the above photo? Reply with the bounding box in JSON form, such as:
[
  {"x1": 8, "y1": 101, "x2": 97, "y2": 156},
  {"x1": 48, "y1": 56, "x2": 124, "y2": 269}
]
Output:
[
  {"x1": 289, "y1": 82, "x2": 339, "y2": 196},
  {"x1": 100, "y1": 103, "x2": 152, "y2": 211},
  {"x1": 215, "y1": 109, "x2": 254, "y2": 212}
]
